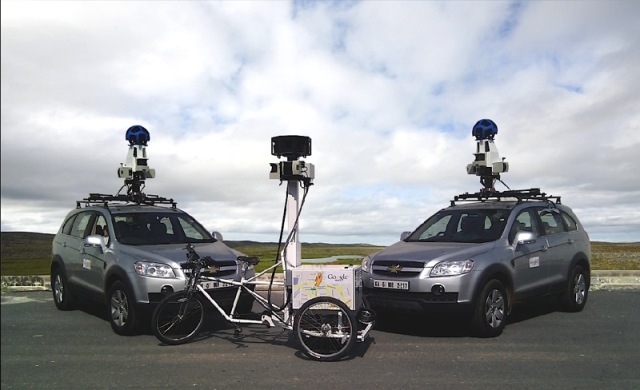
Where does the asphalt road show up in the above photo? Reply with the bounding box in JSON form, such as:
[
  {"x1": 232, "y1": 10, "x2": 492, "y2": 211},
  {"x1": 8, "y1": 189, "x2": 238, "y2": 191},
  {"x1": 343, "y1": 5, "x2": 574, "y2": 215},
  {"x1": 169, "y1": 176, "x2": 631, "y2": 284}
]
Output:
[{"x1": 1, "y1": 290, "x2": 639, "y2": 389}]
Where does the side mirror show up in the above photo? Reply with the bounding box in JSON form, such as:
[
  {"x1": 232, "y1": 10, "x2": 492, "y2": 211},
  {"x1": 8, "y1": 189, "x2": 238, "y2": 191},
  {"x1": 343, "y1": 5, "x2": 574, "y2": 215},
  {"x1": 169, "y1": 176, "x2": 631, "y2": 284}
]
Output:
[
  {"x1": 84, "y1": 234, "x2": 107, "y2": 253},
  {"x1": 212, "y1": 231, "x2": 224, "y2": 241},
  {"x1": 400, "y1": 231, "x2": 411, "y2": 240},
  {"x1": 514, "y1": 230, "x2": 537, "y2": 246}
]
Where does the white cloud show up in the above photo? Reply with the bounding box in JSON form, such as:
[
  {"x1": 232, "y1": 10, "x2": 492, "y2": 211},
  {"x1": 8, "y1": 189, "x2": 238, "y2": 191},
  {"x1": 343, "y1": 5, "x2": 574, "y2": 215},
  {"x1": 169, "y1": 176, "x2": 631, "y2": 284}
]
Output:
[{"x1": 2, "y1": 0, "x2": 639, "y2": 245}]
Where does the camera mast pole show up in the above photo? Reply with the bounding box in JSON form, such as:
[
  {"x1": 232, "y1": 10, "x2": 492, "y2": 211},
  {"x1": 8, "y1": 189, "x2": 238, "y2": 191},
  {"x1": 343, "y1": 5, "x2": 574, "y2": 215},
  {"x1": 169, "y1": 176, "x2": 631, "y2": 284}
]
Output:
[
  {"x1": 269, "y1": 135, "x2": 315, "y2": 270},
  {"x1": 285, "y1": 180, "x2": 302, "y2": 268}
]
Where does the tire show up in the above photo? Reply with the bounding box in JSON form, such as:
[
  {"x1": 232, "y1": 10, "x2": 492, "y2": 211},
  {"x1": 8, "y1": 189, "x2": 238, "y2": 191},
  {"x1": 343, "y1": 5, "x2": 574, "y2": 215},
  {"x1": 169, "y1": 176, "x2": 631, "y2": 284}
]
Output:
[
  {"x1": 108, "y1": 281, "x2": 141, "y2": 336},
  {"x1": 294, "y1": 297, "x2": 357, "y2": 361},
  {"x1": 152, "y1": 292, "x2": 205, "y2": 345},
  {"x1": 562, "y1": 265, "x2": 589, "y2": 312},
  {"x1": 471, "y1": 279, "x2": 508, "y2": 338},
  {"x1": 51, "y1": 266, "x2": 76, "y2": 311}
]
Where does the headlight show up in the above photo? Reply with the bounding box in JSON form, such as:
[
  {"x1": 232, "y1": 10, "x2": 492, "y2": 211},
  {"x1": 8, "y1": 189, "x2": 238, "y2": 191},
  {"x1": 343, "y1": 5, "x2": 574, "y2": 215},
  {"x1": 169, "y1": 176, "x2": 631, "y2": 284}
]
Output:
[
  {"x1": 134, "y1": 261, "x2": 176, "y2": 278},
  {"x1": 430, "y1": 260, "x2": 474, "y2": 277},
  {"x1": 362, "y1": 255, "x2": 372, "y2": 273}
]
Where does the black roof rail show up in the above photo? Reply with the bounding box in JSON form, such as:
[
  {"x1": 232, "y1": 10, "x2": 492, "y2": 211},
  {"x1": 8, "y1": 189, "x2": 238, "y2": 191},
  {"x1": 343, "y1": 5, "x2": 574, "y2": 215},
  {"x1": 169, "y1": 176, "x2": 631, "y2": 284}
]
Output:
[
  {"x1": 451, "y1": 188, "x2": 561, "y2": 206},
  {"x1": 76, "y1": 193, "x2": 177, "y2": 209}
]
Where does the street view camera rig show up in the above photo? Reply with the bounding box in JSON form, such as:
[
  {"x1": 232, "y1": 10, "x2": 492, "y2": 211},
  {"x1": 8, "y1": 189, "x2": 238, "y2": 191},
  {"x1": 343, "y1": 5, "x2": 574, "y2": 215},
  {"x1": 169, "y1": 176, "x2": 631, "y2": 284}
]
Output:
[
  {"x1": 77, "y1": 125, "x2": 175, "y2": 208},
  {"x1": 269, "y1": 135, "x2": 315, "y2": 270},
  {"x1": 455, "y1": 119, "x2": 560, "y2": 205},
  {"x1": 269, "y1": 135, "x2": 315, "y2": 185},
  {"x1": 466, "y1": 119, "x2": 509, "y2": 192}
]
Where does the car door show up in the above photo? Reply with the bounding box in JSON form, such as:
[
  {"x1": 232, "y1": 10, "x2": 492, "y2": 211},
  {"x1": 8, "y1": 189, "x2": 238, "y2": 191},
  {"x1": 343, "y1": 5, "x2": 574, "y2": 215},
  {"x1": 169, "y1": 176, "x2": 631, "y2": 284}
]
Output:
[
  {"x1": 537, "y1": 207, "x2": 574, "y2": 288},
  {"x1": 509, "y1": 207, "x2": 551, "y2": 298},
  {"x1": 78, "y1": 213, "x2": 111, "y2": 295},
  {"x1": 63, "y1": 211, "x2": 95, "y2": 287}
]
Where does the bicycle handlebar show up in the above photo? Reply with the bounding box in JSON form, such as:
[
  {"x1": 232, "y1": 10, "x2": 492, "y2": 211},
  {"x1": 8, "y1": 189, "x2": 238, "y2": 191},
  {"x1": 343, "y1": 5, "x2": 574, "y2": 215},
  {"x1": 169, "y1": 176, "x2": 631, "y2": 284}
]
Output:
[
  {"x1": 181, "y1": 243, "x2": 260, "y2": 271},
  {"x1": 181, "y1": 244, "x2": 219, "y2": 270}
]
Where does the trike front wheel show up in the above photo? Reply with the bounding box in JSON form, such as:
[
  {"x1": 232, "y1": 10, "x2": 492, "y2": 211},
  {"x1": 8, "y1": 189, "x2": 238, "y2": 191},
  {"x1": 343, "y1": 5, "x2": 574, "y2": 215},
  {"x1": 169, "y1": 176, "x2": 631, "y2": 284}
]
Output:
[
  {"x1": 294, "y1": 297, "x2": 357, "y2": 361},
  {"x1": 152, "y1": 292, "x2": 205, "y2": 345}
]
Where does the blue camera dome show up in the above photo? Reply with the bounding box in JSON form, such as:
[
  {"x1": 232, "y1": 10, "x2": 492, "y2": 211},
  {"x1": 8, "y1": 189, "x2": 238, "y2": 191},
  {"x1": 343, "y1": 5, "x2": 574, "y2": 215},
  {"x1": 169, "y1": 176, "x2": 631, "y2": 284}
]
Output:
[
  {"x1": 125, "y1": 125, "x2": 150, "y2": 146},
  {"x1": 472, "y1": 119, "x2": 498, "y2": 140}
]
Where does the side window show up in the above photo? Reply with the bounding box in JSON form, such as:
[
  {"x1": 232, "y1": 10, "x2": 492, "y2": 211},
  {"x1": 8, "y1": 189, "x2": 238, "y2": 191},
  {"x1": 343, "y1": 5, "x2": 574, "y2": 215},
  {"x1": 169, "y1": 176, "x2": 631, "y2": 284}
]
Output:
[
  {"x1": 61, "y1": 215, "x2": 77, "y2": 235},
  {"x1": 538, "y1": 209, "x2": 566, "y2": 236},
  {"x1": 70, "y1": 212, "x2": 94, "y2": 239},
  {"x1": 509, "y1": 209, "x2": 539, "y2": 243},
  {"x1": 93, "y1": 215, "x2": 110, "y2": 245},
  {"x1": 561, "y1": 212, "x2": 578, "y2": 232}
]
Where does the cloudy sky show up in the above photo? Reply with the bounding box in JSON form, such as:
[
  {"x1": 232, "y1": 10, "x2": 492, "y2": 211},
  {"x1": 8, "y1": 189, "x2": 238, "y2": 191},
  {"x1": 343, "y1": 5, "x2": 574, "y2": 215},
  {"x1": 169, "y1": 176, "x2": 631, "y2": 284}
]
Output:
[{"x1": 2, "y1": 0, "x2": 639, "y2": 245}]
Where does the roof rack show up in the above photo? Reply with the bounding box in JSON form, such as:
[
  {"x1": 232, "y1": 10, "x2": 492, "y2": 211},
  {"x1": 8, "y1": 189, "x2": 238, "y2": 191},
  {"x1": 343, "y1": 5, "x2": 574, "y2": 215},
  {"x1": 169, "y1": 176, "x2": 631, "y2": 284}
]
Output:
[
  {"x1": 76, "y1": 193, "x2": 177, "y2": 209},
  {"x1": 451, "y1": 188, "x2": 561, "y2": 206}
]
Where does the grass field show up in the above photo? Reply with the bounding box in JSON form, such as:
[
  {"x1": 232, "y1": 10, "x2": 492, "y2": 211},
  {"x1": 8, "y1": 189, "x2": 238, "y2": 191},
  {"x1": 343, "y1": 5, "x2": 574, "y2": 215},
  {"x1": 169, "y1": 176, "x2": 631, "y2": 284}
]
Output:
[{"x1": 1, "y1": 231, "x2": 638, "y2": 276}]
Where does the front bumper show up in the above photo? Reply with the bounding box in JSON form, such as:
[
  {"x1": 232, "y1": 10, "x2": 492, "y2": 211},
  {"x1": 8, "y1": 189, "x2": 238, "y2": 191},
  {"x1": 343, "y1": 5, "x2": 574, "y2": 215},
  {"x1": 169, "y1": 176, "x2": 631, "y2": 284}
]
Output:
[{"x1": 363, "y1": 287, "x2": 473, "y2": 317}]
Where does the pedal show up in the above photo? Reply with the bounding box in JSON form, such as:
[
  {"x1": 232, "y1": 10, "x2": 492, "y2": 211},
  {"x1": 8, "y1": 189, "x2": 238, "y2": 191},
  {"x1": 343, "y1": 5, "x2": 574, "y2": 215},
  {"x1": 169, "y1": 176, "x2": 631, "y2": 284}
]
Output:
[
  {"x1": 234, "y1": 328, "x2": 242, "y2": 338},
  {"x1": 261, "y1": 314, "x2": 275, "y2": 328}
]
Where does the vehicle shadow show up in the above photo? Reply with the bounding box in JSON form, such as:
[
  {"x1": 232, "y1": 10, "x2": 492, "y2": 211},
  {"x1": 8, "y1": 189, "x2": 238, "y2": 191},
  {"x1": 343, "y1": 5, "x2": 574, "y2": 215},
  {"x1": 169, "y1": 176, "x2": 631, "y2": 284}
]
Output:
[
  {"x1": 75, "y1": 296, "x2": 110, "y2": 322},
  {"x1": 373, "y1": 311, "x2": 472, "y2": 337},
  {"x1": 74, "y1": 296, "x2": 155, "y2": 335},
  {"x1": 507, "y1": 295, "x2": 563, "y2": 325},
  {"x1": 373, "y1": 295, "x2": 564, "y2": 338}
]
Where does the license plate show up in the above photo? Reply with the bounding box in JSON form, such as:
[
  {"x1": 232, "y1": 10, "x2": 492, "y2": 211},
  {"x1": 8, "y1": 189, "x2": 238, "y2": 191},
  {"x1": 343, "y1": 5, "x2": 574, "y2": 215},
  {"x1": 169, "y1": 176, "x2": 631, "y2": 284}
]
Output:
[
  {"x1": 200, "y1": 281, "x2": 232, "y2": 289},
  {"x1": 374, "y1": 279, "x2": 409, "y2": 290}
]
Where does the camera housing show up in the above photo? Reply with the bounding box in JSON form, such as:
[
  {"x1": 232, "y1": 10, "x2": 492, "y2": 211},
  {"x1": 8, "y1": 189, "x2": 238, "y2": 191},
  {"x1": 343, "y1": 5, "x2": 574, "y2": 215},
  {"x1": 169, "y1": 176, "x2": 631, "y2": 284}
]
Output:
[
  {"x1": 466, "y1": 139, "x2": 509, "y2": 177},
  {"x1": 270, "y1": 135, "x2": 314, "y2": 182},
  {"x1": 466, "y1": 119, "x2": 508, "y2": 191},
  {"x1": 271, "y1": 135, "x2": 312, "y2": 160},
  {"x1": 118, "y1": 125, "x2": 155, "y2": 181},
  {"x1": 270, "y1": 160, "x2": 315, "y2": 181}
]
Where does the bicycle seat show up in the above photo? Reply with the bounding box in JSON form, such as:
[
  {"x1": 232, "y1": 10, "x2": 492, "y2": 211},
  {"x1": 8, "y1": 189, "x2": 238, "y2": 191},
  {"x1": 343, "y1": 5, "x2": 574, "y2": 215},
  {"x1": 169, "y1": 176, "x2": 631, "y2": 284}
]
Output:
[{"x1": 237, "y1": 256, "x2": 260, "y2": 266}]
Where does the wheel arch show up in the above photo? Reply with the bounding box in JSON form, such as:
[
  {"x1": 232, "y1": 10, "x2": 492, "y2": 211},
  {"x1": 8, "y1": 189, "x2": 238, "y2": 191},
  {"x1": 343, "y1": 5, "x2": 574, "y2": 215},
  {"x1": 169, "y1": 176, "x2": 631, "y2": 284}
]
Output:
[
  {"x1": 50, "y1": 255, "x2": 67, "y2": 276},
  {"x1": 567, "y1": 252, "x2": 591, "y2": 287},
  {"x1": 104, "y1": 266, "x2": 133, "y2": 300},
  {"x1": 472, "y1": 263, "x2": 514, "y2": 311},
  {"x1": 570, "y1": 252, "x2": 591, "y2": 274}
]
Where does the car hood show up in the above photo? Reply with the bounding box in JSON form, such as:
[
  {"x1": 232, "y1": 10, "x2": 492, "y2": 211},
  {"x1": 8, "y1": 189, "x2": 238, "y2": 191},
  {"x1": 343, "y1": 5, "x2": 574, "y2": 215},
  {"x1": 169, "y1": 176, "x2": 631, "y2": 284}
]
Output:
[
  {"x1": 119, "y1": 242, "x2": 243, "y2": 266},
  {"x1": 372, "y1": 240, "x2": 496, "y2": 266}
]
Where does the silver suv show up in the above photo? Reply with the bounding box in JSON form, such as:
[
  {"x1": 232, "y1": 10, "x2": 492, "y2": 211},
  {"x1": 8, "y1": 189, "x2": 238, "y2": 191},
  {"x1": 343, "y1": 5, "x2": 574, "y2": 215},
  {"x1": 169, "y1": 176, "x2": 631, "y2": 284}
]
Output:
[
  {"x1": 51, "y1": 196, "x2": 255, "y2": 335},
  {"x1": 362, "y1": 189, "x2": 591, "y2": 337}
]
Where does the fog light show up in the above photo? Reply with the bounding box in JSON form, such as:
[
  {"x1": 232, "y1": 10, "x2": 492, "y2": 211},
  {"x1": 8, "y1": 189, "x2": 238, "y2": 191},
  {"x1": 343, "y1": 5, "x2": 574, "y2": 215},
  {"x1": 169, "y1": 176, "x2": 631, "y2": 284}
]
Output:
[
  {"x1": 161, "y1": 285, "x2": 174, "y2": 295},
  {"x1": 431, "y1": 284, "x2": 445, "y2": 295}
]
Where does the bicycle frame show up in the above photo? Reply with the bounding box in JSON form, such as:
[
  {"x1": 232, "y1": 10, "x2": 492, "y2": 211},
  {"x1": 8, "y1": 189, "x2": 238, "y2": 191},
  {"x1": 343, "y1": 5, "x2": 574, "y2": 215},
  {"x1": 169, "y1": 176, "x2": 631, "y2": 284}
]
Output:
[
  {"x1": 192, "y1": 259, "x2": 292, "y2": 330},
  {"x1": 186, "y1": 257, "x2": 374, "y2": 342}
]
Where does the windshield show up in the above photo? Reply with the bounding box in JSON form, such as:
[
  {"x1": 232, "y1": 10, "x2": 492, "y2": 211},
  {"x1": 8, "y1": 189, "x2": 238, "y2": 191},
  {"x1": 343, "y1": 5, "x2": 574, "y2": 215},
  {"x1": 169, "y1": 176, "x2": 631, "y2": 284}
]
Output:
[
  {"x1": 112, "y1": 212, "x2": 214, "y2": 245},
  {"x1": 406, "y1": 208, "x2": 511, "y2": 243}
]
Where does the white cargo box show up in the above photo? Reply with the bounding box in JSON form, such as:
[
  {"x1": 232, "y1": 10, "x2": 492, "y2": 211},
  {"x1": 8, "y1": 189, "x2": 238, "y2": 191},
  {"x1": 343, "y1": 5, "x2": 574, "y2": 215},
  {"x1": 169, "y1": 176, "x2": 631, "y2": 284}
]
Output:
[{"x1": 290, "y1": 264, "x2": 362, "y2": 310}]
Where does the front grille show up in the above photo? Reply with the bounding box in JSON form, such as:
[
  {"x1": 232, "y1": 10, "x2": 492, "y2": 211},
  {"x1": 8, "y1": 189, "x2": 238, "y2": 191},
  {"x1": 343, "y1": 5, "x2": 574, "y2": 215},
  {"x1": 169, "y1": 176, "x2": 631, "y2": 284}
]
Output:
[
  {"x1": 372, "y1": 260, "x2": 424, "y2": 277},
  {"x1": 201, "y1": 260, "x2": 237, "y2": 278}
]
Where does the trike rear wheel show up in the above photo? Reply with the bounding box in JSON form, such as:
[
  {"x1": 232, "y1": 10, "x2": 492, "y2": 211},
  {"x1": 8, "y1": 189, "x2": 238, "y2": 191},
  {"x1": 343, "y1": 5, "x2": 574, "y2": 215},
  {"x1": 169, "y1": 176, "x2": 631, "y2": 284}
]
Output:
[
  {"x1": 152, "y1": 292, "x2": 205, "y2": 345},
  {"x1": 294, "y1": 297, "x2": 357, "y2": 361}
]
